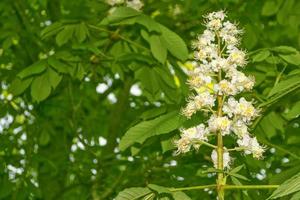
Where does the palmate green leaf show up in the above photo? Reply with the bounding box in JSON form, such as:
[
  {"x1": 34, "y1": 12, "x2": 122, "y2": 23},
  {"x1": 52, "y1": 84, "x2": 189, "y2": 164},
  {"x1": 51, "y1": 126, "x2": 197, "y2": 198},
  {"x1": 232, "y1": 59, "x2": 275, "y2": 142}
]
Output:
[
  {"x1": 18, "y1": 60, "x2": 47, "y2": 79},
  {"x1": 268, "y1": 172, "x2": 300, "y2": 199},
  {"x1": 116, "y1": 187, "x2": 153, "y2": 200},
  {"x1": 267, "y1": 75, "x2": 300, "y2": 97},
  {"x1": 119, "y1": 111, "x2": 184, "y2": 151}
]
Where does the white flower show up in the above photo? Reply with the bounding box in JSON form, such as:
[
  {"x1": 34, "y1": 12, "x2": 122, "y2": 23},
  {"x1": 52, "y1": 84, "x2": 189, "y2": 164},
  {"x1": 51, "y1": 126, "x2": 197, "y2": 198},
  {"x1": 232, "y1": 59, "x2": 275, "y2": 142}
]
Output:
[
  {"x1": 174, "y1": 137, "x2": 191, "y2": 154},
  {"x1": 237, "y1": 134, "x2": 265, "y2": 159},
  {"x1": 181, "y1": 124, "x2": 209, "y2": 141},
  {"x1": 208, "y1": 115, "x2": 231, "y2": 135},
  {"x1": 223, "y1": 97, "x2": 259, "y2": 123},
  {"x1": 214, "y1": 80, "x2": 237, "y2": 95},
  {"x1": 194, "y1": 45, "x2": 218, "y2": 61},
  {"x1": 231, "y1": 120, "x2": 248, "y2": 137},
  {"x1": 194, "y1": 91, "x2": 215, "y2": 107},
  {"x1": 179, "y1": 10, "x2": 264, "y2": 165},
  {"x1": 175, "y1": 124, "x2": 210, "y2": 154},
  {"x1": 182, "y1": 92, "x2": 215, "y2": 118},
  {"x1": 126, "y1": 0, "x2": 143, "y2": 11},
  {"x1": 220, "y1": 21, "x2": 242, "y2": 46},
  {"x1": 194, "y1": 30, "x2": 215, "y2": 48},
  {"x1": 210, "y1": 57, "x2": 229, "y2": 72},
  {"x1": 106, "y1": 0, "x2": 124, "y2": 6},
  {"x1": 181, "y1": 101, "x2": 197, "y2": 118},
  {"x1": 229, "y1": 70, "x2": 255, "y2": 92},
  {"x1": 211, "y1": 149, "x2": 231, "y2": 169},
  {"x1": 187, "y1": 72, "x2": 212, "y2": 89},
  {"x1": 228, "y1": 49, "x2": 247, "y2": 67},
  {"x1": 205, "y1": 10, "x2": 226, "y2": 21}
]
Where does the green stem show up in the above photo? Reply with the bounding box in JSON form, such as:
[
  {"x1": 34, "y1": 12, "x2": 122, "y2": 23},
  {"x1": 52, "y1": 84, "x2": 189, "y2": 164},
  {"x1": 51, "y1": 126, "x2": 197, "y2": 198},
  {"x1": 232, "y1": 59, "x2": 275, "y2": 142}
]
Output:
[
  {"x1": 169, "y1": 184, "x2": 217, "y2": 192},
  {"x1": 169, "y1": 184, "x2": 278, "y2": 192},
  {"x1": 223, "y1": 185, "x2": 279, "y2": 190},
  {"x1": 195, "y1": 140, "x2": 217, "y2": 149},
  {"x1": 216, "y1": 33, "x2": 225, "y2": 200}
]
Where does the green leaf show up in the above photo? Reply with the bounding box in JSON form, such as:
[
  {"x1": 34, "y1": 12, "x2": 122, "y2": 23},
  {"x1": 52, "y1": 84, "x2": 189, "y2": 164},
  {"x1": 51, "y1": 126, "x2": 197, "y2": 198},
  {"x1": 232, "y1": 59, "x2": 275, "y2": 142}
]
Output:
[
  {"x1": 284, "y1": 101, "x2": 300, "y2": 120},
  {"x1": 30, "y1": 72, "x2": 52, "y2": 102},
  {"x1": 252, "y1": 50, "x2": 270, "y2": 62},
  {"x1": 279, "y1": 53, "x2": 300, "y2": 65},
  {"x1": 9, "y1": 77, "x2": 33, "y2": 96},
  {"x1": 140, "y1": 107, "x2": 167, "y2": 120},
  {"x1": 48, "y1": 57, "x2": 71, "y2": 74},
  {"x1": 75, "y1": 23, "x2": 89, "y2": 42},
  {"x1": 149, "y1": 35, "x2": 167, "y2": 63},
  {"x1": 161, "y1": 137, "x2": 177, "y2": 153},
  {"x1": 148, "y1": 184, "x2": 171, "y2": 194},
  {"x1": 0, "y1": 178, "x2": 13, "y2": 199},
  {"x1": 268, "y1": 75, "x2": 300, "y2": 97},
  {"x1": 115, "y1": 187, "x2": 153, "y2": 200},
  {"x1": 229, "y1": 165, "x2": 244, "y2": 174},
  {"x1": 56, "y1": 25, "x2": 75, "y2": 46},
  {"x1": 159, "y1": 25, "x2": 188, "y2": 61},
  {"x1": 291, "y1": 191, "x2": 300, "y2": 200},
  {"x1": 270, "y1": 165, "x2": 300, "y2": 184},
  {"x1": 172, "y1": 192, "x2": 192, "y2": 200},
  {"x1": 39, "y1": 130, "x2": 50, "y2": 146},
  {"x1": 229, "y1": 173, "x2": 250, "y2": 181},
  {"x1": 106, "y1": 7, "x2": 141, "y2": 23},
  {"x1": 119, "y1": 111, "x2": 184, "y2": 151},
  {"x1": 41, "y1": 22, "x2": 64, "y2": 39},
  {"x1": 276, "y1": 0, "x2": 294, "y2": 25},
  {"x1": 231, "y1": 176, "x2": 249, "y2": 196},
  {"x1": 135, "y1": 67, "x2": 160, "y2": 101},
  {"x1": 18, "y1": 60, "x2": 47, "y2": 79},
  {"x1": 272, "y1": 46, "x2": 298, "y2": 54},
  {"x1": 269, "y1": 172, "x2": 300, "y2": 199},
  {"x1": 47, "y1": 68, "x2": 62, "y2": 89},
  {"x1": 148, "y1": 184, "x2": 191, "y2": 200},
  {"x1": 228, "y1": 164, "x2": 249, "y2": 181},
  {"x1": 262, "y1": 0, "x2": 280, "y2": 16},
  {"x1": 136, "y1": 15, "x2": 161, "y2": 32}
]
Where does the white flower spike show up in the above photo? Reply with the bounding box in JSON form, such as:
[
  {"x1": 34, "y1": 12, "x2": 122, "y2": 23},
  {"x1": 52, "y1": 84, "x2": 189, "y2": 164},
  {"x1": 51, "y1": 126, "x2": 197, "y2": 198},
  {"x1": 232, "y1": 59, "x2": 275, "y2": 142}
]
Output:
[{"x1": 175, "y1": 10, "x2": 265, "y2": 169}]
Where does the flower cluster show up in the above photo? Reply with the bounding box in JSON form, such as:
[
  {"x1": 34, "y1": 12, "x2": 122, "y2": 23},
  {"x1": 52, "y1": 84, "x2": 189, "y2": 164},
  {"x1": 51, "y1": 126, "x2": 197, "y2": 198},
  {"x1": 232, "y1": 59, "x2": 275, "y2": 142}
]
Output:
[
  {"x1": 106, "y1": 0, "x2": 144, "y2": 11},
  {"x1": 175, "y1": 124, "x2": 209, "y2": 154},
  {"x1": 175, "y1": 10, "x2": 265, "y2": 169}
]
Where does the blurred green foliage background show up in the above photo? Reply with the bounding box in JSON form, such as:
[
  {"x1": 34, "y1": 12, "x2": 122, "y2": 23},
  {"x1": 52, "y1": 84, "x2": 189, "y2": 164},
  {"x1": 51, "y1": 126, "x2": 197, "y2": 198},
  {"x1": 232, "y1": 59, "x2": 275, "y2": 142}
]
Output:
[{"x1": 1, "y1": 0, "x2": 300, "y2": 199}]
